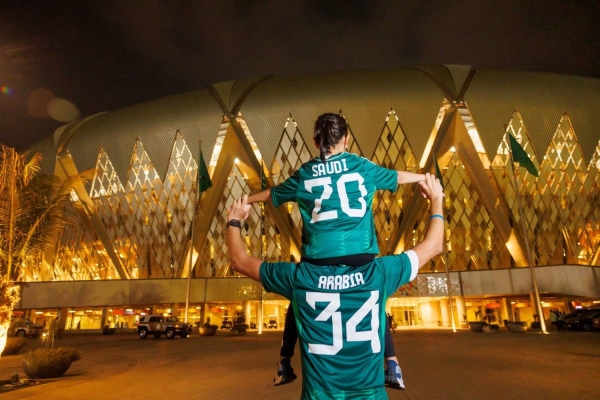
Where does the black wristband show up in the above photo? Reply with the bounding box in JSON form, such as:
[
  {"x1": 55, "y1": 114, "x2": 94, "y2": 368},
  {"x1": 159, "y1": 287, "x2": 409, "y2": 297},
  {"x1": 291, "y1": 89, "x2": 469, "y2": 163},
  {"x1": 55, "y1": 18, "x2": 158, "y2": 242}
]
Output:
[{"x1": 227, "y1": 219, "x2": 242, "y2": 229}]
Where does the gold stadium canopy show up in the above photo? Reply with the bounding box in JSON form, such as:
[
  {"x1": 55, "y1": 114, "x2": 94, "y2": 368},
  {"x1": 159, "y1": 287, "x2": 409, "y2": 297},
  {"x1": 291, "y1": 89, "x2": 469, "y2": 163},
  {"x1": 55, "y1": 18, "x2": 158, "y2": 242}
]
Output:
[
  {"x1": 24, "y1": 66, "x2": 600, "y2": 283},
  {"x1": 31, "y1": 66, "x2": 599, "y2": 179}
]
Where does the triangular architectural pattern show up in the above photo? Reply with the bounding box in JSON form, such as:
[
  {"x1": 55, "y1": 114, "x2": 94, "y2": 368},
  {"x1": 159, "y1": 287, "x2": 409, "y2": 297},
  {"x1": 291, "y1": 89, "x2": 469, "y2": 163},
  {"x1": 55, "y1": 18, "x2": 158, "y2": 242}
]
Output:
[
  {"x1": 163, "y1": 132, "x2": 199, "y2": 276},
  {"x1": 53, "y1": 201, "x2": 114, "y2": 280},
  {"x1": 270, "y1": 115, "x2": 312, "y2": 235},
  {"x1": 90, "y1": 147, "x2": 125, "y2": 198},
  {"x1": 411, "y1": 152, "x2": 511, "y2": 271},
  {"x1": 86, "y1": 136, "x2": 202, "y2": 279},
  {"x1": 339, "y1": 110, "x2": 364, "y2": 157},
  {"x1": 577, "y1": 142, "x2": 600, "y2": 264},
  {"x1": 491, "y1": 111, "x2": 540, "y2": 262},
  {"x1": 371, "y1": 110, "x2": 420, "y2": 254},
  {"x1": 201, "y1": 162, "x2": 289, "y2": 277},
  {"x1": 532, "y1": 115, "x2": 580, "y2": 265}
]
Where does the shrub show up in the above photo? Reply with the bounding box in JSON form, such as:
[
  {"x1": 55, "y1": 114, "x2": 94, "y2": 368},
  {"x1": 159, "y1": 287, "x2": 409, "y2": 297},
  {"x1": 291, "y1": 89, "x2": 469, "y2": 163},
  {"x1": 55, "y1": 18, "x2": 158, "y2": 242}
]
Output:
[
  {"x1": 22, "y1": 347, "x2": 81, "y2": 378},
  {"x1": 2, "y1": 337, "x2": 27, "y2": 356}
]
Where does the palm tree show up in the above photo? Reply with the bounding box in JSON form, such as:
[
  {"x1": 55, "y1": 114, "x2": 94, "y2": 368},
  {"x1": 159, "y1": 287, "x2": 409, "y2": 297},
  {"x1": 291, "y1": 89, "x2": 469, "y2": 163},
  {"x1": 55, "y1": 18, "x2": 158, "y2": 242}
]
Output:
[{"x1": 0, "y1": 144, "x2": 93, "y2": 356}]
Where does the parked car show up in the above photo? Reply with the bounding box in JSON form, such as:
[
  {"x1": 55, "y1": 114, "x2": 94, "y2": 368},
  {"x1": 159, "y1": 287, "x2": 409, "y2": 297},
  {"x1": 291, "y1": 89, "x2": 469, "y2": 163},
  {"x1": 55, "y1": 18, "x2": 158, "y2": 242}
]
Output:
[
  {"x1": 137, "y1": 315, "x2": 192, "y2": 339},
  {"x1": 9, "y1": 317, "x2": 43, "y2": 338},
  {"x1": 267, "y1": 319, "x2": 278, "y2": 329},
  {"x1": 565, "y1": 311, "x2": 600, "y2": 332},
  {"x1": 562, "y1": 308, "x2": 600, "y2": 320}
]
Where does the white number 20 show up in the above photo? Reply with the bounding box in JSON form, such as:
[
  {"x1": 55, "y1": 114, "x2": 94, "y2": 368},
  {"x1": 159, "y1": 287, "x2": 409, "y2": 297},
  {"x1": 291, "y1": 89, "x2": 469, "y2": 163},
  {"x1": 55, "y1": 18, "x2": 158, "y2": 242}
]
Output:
[
  {"x1": 304, "y1": 173, "x2": 367, "y2": 223},
  {"x1": 306, "y1": 291, "x2": 380, "y2": 355}
]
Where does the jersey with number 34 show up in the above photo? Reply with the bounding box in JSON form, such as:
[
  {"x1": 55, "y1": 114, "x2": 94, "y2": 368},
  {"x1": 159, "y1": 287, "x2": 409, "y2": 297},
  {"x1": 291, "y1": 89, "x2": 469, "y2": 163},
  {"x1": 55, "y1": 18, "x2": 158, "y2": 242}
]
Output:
[
  {"x1": 260, "y1": 253, "x2": 413, "y2": 399},
  {"x1": 271, "y1": 152, "x2": 397, "y2": 259}
]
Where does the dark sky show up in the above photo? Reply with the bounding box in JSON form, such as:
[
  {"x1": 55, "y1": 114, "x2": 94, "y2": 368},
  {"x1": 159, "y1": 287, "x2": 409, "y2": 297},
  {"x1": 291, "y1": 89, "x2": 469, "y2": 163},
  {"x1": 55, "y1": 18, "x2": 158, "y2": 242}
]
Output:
[{"x1": 1, "y1": 1, "x2": 599, "y2": 151}]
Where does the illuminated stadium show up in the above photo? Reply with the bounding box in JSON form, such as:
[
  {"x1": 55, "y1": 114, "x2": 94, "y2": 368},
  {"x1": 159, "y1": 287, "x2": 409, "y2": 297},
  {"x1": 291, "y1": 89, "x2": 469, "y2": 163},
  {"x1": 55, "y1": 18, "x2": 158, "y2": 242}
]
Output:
[{"x1": 17, "y1": 66, "x2": 600, "y2": 331}]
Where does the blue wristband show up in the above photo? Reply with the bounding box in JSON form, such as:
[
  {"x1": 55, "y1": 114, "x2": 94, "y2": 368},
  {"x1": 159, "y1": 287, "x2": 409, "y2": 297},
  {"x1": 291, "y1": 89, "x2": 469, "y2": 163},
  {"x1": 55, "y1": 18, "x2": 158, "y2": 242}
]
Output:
[{"x1": 429, "y1": 214, "x2": 444, "y2": 221}]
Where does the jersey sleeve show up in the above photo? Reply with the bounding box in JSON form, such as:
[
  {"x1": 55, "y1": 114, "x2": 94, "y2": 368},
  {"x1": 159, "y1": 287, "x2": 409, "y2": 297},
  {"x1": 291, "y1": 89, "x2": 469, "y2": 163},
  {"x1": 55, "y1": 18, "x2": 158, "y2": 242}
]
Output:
[
  {"x1": 381, "y1": 252, "x2": 415, "y2": 294},
  {"x1": 373, "y1": 164, "x2": 398, "y2": 192},
  {"x1": 271, "y1": 171, "x2": 301, "y2": 208},
  {"x1": 259, "y1": 261, "x2": 295, "y2": 300},
  {"x1": 360, "y1": 157, "x2": 397, "y2": 192}
]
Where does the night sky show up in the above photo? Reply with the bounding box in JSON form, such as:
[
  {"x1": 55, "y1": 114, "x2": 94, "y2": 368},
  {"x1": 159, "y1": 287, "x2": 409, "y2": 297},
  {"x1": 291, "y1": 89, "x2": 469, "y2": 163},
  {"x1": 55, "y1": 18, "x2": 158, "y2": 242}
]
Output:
[{"x1": 1, "y1": 1, "x2": 599, "y2": 151}]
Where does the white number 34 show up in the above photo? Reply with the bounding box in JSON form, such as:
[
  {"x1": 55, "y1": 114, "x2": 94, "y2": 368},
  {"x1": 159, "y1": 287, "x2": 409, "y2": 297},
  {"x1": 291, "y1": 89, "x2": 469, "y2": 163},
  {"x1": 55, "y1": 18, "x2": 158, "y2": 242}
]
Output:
[{"x1": 306, "y1": 291, "x2": 381, "y2": 355}]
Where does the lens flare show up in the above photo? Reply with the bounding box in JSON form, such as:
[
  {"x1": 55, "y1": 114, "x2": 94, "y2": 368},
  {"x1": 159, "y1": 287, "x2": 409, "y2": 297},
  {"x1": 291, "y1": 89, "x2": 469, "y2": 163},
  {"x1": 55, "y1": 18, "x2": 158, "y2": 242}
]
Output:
[{"x1": 1, "y1": 86, "x2": 13, "y2": 96}]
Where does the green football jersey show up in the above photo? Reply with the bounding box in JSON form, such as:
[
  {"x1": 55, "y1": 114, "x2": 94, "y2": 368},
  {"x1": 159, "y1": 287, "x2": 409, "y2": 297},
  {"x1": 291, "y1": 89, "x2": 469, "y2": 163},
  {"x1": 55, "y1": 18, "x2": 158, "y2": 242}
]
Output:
[
  {"x1": 271, "y1": 152, "x2": 397, "y2": 259},
  {"x1": 260, "y1": 252, "x2": 416, "y2": 400}
]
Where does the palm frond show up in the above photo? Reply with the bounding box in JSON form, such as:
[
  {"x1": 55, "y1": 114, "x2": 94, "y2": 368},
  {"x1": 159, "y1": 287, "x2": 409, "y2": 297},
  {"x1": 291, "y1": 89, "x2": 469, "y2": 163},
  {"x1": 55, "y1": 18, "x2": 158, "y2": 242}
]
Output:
[{"x1": 0, "y1": 143, "x2": 94, "y2": 281}]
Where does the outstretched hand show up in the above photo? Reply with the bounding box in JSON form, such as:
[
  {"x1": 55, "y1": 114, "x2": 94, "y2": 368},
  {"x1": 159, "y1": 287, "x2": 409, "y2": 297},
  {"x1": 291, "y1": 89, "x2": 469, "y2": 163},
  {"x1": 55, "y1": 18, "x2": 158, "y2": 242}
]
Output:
[
  {"x1": 227, "y1": 194, "x2": 252, "y2": 222},
  {"x1": 418, "y1": 173, "x2": 444, "y2": 202}
]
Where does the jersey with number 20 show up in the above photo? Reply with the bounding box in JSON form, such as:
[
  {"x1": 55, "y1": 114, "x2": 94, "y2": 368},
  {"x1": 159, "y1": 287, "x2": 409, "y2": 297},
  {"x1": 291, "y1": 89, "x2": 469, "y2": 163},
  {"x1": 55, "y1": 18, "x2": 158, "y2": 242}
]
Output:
[
  {"x1": 271, "y1": 152, "x2": 397, "y2": 259},
  {"x1": 260, "y1": 252, "x2": 416, "y2": 400}
]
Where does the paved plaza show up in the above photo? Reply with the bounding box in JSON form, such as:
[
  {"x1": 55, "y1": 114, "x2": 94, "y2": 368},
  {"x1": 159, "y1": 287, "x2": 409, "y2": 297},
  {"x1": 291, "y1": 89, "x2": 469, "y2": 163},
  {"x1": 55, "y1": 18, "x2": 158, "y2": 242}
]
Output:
[{"x1": 0, "y1": 328, "x2": 598, "y2": 399}]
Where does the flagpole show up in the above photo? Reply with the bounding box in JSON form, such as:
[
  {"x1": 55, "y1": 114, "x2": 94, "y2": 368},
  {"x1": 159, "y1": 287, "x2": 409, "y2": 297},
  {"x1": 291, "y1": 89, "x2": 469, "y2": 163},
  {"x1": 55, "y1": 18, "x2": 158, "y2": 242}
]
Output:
[
  {"x1": 442, "y1": 231, "x2": 457, "y2": 332},
  {"x1": 258, "y1": 160, "x2": 264, "y2": 335},
  {"x1": 506, "y1": 136, "x2": 547, "y2": 334},
  {"x1": 184, "y1": 140, "x2": 201, "y2": 324},
  {"x1": 434, "y1": 157, "x2": 456, "y2": 332}
]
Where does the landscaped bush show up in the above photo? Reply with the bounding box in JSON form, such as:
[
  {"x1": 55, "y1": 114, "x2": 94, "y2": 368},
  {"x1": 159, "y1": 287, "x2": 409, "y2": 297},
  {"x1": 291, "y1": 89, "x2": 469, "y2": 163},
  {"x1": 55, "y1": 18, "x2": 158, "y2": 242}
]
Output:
[
  {"x1": 2, "y1": 337, "x2": 27, "y2": 356},
  {"x1": 22, "y1": 347, "x2": 81, "y2": 378}
]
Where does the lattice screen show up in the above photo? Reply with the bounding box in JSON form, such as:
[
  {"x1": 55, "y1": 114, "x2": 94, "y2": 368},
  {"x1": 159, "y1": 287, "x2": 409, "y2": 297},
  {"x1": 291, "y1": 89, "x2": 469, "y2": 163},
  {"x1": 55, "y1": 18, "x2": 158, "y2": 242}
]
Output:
[
  {"x1": 270, "y1": 115, "x2": 312, "y2": 236},
  {"x1": 408, "y1": 152, "x2": 511, "y2": 271},
  {"x1": 371, "y1": 110, "x2": 419, "y2": 254},
  {"x1": 491, "y1": 111, "x2": 540, "y2": 264},
  {"x1": 52, "y1": 200, "x2": 114, "y2": 280},
  {"x1": 86, "y1": 133, "x2": 197, "y2": 279},
  {"x1": 200, "y1": 162, "x2": 288, "y2": 277}
]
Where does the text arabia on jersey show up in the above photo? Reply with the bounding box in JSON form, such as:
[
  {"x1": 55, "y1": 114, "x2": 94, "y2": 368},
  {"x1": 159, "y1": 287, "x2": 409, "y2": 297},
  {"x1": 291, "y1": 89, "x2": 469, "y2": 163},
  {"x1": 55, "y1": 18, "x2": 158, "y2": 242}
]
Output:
[{"x1": 318, "y1": 272, "x2": 365, "y2": 290}]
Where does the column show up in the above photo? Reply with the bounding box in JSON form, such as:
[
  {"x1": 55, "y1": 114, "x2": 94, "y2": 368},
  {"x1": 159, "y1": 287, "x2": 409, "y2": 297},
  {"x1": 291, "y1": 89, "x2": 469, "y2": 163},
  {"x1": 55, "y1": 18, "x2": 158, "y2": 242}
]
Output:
[
  {"x1": 563, "y1": 296, "x2": 573, "y2": 313},
  {"x1": 455, "y1": 296, "x2": 467, "y2": 326},
  {"x1": 243, "y1": 301, "x2": 251, "y2": 327},
  {"x1": 200, "y1": 302, "x2": 207, "y2": 325},
  {"x1": 171, "y1": 303, "x2": 179, "y2": 318},
  {"x1": 440, "y1": 299, "x2": 449, "y2": 327},
  {"x1": 529, "y1": 292, "x2": 537, "y2": 321},
  {"x1": 500, "y1": 297, "x2": 511, "y2": 324},
  {"x1": 101, "y1": 307, "x2": 108, "y2": 328}
]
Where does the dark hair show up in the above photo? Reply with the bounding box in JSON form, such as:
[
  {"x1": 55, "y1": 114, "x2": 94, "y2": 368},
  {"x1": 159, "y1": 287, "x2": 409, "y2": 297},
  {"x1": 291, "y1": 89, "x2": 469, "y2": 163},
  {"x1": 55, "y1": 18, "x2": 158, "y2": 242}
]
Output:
[{"x1": 314, "y1": 113, "x2": 348, "y2": 162}]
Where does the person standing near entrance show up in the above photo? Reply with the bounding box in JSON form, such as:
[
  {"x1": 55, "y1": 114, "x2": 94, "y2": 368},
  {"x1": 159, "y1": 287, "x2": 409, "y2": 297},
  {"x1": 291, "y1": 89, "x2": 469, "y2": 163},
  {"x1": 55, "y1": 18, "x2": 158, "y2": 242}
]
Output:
[
  {"x1": 227, "y1": 173, "x2": 444, "y2": 399},
  {"x1": 247, "y1": 113, "x2": 426, "y2": 390},
  {"x1": 387, "y1": 313, "x2": 396, "y2": 333}
]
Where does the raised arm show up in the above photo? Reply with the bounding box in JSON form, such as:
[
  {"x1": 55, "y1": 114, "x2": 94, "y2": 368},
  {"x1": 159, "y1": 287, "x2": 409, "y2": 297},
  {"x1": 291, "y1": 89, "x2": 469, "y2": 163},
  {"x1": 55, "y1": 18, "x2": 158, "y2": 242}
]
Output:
[
  {"x1": 226, "y1": 195, "x2": 263, "y2": 281},
  {"x1": 411, "y1": 173, "x2": 445, "y2": 268},
  {"x1": 247, "y1": 189, "x2": 271, "y2": 204},
  {"x1": 397, "y1": 171, "x2": 426, "y2": 185}
]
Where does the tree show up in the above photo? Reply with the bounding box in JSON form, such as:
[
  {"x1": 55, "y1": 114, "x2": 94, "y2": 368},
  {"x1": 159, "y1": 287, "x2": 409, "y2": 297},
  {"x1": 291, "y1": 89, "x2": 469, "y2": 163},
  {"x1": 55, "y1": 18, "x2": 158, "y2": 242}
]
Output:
[{"x1": 0, "y1": 144, "x2": 92, "y2": 356}]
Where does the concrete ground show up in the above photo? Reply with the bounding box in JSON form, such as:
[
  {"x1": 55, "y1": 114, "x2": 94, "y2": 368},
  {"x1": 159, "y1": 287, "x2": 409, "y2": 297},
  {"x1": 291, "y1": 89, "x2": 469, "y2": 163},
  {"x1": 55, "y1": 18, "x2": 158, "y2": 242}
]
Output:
[{"x1": 0, "y1": 327, "x2": 598, "y2": 399}]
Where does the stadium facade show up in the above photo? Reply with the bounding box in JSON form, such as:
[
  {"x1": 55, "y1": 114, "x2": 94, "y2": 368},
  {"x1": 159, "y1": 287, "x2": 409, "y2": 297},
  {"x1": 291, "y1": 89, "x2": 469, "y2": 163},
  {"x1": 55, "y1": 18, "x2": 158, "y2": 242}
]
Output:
[{"x1": 16, "y1": 66, "x2": 600, "y2": 331}]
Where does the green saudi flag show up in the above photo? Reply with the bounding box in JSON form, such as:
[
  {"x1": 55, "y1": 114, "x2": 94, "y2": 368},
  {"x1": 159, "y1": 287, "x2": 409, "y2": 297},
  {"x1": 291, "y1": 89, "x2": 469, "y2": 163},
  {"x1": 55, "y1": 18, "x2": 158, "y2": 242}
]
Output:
[
  {"x1": 508, "y1": 134, "x2": 538, "y2": 177},
  {"x1": 198, "y1": 148, "x2": 212, "y2": 193}
]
